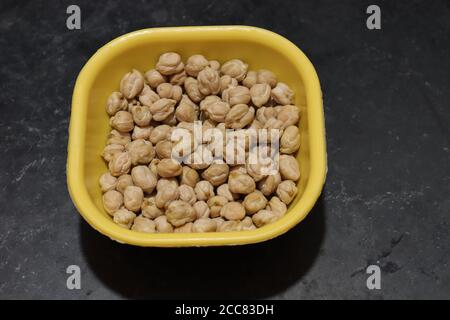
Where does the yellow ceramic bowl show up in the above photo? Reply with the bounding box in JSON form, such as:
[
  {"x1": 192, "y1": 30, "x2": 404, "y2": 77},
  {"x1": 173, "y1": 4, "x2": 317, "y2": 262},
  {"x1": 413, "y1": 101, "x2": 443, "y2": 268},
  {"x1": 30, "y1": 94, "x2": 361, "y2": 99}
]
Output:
[{"x1": 67, "y1": 26, "x2": 326, "y2": 247}]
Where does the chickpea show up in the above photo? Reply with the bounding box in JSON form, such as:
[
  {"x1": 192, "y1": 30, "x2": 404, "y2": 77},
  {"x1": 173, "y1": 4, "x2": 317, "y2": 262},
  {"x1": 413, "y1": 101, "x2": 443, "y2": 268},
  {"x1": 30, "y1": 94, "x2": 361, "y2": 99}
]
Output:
[
  {"x1": 102, "y1": 143, "x2": 125, "y2": 163},
  {"x1": 220, "y1": 201, "x2": 246, "y2": 220},
  {"x1": 193, "y1": 200, "x2": 210, "y2": 219},
  {"x1": 209, "y1": 60, "x2": 220, "y2": 71},
  {"x1": 248, "y1": 119, "x2": 263, "y2": 130},
  {"x1": 156, "y1": 178, "x2": 179, "y2": 191},
  {"x1": 250, "y1": 83, "x2": 271, "y2": 107},
  {"x1": 243, "y1": 191, "x2": 268, "y2": 215},
  {"x1": 217, "y1": 184, "x2": 238, "y2": 201},
  {"x1": 155, "y1": 183, "x2": 179, "y2": 208},
  {"x1": 267, "y1": 196, "x2": 287, "y2": 217},
  {"x1": 222, "y1": 86, "x2": 251, "y2": 106},
  {"x1": 197, "y1": 67, "x2": 220, "y2": 95},
  {"x1": 263, "y1": 117, "x2": 284, "y2": 130},
  {"x1": 166, "y1": 200, "x2": 196, "y2": 227},
  {"x1": 130, "y1": 165, "x2": 157, "y2": 194},
  {"x1": 202, "y1": 163, "x2": 229, "y2": 186},
  {"x1": 150, "y1": 98, "x2": 176, "y2": 121},
  {"x1": 220, "y1": 59, "x2": 248, "y2": 81},
  {"x1": 212, "y1": 217, "x2": 225, "y2": 228},
  {"x1": 276, "y1": 104, "x2": 300, "y2": 127},
  {"x1": 203, "y1": 100, "x2": 230, "y2": 123},
  {"x1": 131, "y1": 215, "x2": 156, "y2": 233},
  {"x1": 141, "y1": 196, "x2": 163, "y2": 219},
  {"x1": 120, "y1": 69, "x2": 144, "y2": 99},
  {"x1": 230, "y1": 165, "x2": 247, "y2": 174},
  {"x1": 107, "y1": 129, "x2": 131, "y2": 146},
  {"x1": 276, "y1": 180, "x2": 298, "y2": 205},
  {"x1": 184, "y1": 77, "x2": 204, "y2": 103},
  {"x1": 271, "y1": 82, "x2": 294, "y2": 105},
  {"x1": 174, "y1": 222, "x2": 193, "y2": 233},
  {"x1": 123, "y1": 186, "x2": 144, "y2": 212},
  {"x1": 144, "y1": 69, "x2": 166, "y2": 89},
  {"x1": 156, "y1": 52, "x2": 184, "y2": 75},
  {"x1": 175, "y1": 95, "x2": 198, "y2": 123},
  {"x1": 194, "y1": 180, "x2": 215, "y2": 201},
  {"x1": 279, "y1": 155, "x2": 300, "y2": 181},
  {"x1": 228, "y1": 171, "x2": 256, "y2": 194},
  {"x1": 110, "y1": 110, "x2": 134, "y2": 133},
  {"x1": 113, "y1": 208, "x2": 136, "y2": 229},
  {"x1": 149, "y1": 158, "x2": 160, "y2": 176},
  {"x1": 116, "y1": 174, "x2": 133, "y2": 194},
  {"x1": 185, "y1": 54, "x2": 209, "y2": 77},
  {"x1": 102, "y1": 190, "x2": 123, "y2": 216},
  {"x1": 207, "y1": 195, "x2": 229, "y2": 218},
  {"x1": 192, "y1": 218, "x2": 217, "y2": 233},
  {"x1": 108, "y1": 151, "x2": 132, "y2": 176},
  {"x1": 154, "y1": 215, "x2": 174, "y2": 233},
  {"x1": 157, "y1": 158, "x2": 182, "y2": 178},
  {"x1": 257, "y1": 69, "x2": 277, "y2": 88},
  {"x1": 99, "y1": 172, "x2": 117, "y2": 193},
  {"x1": 240, "y1": 216, "x2": 256, "y2": 230},
  {"x1": 256, "y1": 106, "x2": 277, "y2": 125},
  {"x1": 257, "y1": 172, "x2": 281, "y2": 196},
  {"x1": 252, "y1": 209, "x2": 279, "y2": 227},
  {"x1": 155, "y1": 140, "x2": 173, "y2": 159},
  {"x1": 242, "y1": 70, "x2": 257, "y2": 88},
  {"x1": 106, "y1": 92, "x2": 128, "y2": 116},
  {"x1": 156, "y1": 83, "x2": 182, "y2": 102},
  {"x1": 131, "y1": 105, "x2": 152, "y2": 126},
  {"x1": 225, "y1": 104, "x2": 255, "y2": 129},
  {"x1": 138, "y1": 84, "x2": 160, "y2": 107},
  {"x1": 126, "y1": 139, "x2": 155, "y2": 165},
  {"x1": 280, "y1": 125, "x2": 301, "y2": 154},
  {"x1": 199, "y1": 95, "x2": 221, "y2": 112},
  {"x1": 217, "y1": 220, "x2": 241, "y2": 232},
  {"x1": 149, "y1": 124, "x2": 172, "y2": 144},
  {"x1": 180, "y1": 166, "x2": 200, "y2": 188},
  {"x1": 219, "y1": 75, "x2": 238, "y2": 93},
  {"x1": 178, "y1": 185, "x2": 197, "y2": 205},
  {"x1": 169, "y1": 70, "x2": 187, "y2": 86}
]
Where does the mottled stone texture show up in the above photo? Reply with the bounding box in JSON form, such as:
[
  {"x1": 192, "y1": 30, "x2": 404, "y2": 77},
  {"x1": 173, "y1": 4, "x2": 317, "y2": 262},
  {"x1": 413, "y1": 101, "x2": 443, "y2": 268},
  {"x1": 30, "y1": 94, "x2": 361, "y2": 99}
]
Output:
[{"x1": 0, "y1": 0, "x2": 449, "y2": 299}]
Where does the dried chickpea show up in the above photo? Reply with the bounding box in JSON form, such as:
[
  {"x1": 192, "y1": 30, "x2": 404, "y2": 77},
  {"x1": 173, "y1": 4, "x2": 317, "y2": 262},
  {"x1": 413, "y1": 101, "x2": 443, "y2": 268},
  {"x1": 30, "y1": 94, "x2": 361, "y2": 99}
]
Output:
[
  {"x1": 217, "y1": 220, "x2": 241, "y2": 232},
  {"x1": 113, "y1": 208, "x2": 136, "y2": 229},
  {"x1": 276, "y1": 180, "x2": 298, "y2": 205},
  {"x1": 228, "y1": 171, "x2": 256, "y2": 194},
  {"x1": 184, "y1": 77, "x2": 204, "y2": 103},
  {"x1": 150, "y1": 98, "x2": 176, "y2": 121},
  {"x1": 257, "y1": 69, "x2": 277, "y2": 88},
  {"x1": 99, "y1": 172, "x2": 117, "y2": 193},
  {"x1": 209, "y1": 60, "x2": 220, "y2": 71},
  {"x1": 219, "y1": 75, "x2": 238, "y2": 93},
  {"x1": 225, "y1": 104, "x2": 254, "y2": 129},
  {"x1": 166, "y1": 200, "x2": 196, "y2": 227},
  {"x1": 194, "y1": 180, "x2": 215, "y2": 201},
  {"x1": 109, "y1": 151, "x2": 132, "y2": 176},
  {"x1": 131, "y1": 215, "x2": 156, "y2": 233},
  {"x1": 178, "y1": 185, "x2": 197, "y2": 205},
  {"x1": 157, "y1": 159, "x2": 182, "y2": 178},
  {"x1": 220, "y1": 59, "x2": 248, "y2": 81},
  {"x1": 155, "y1": 183, "x2": 179, "y2": 209},
  {"x1": 132, "y1": 125, "x2": 152, "y2": 140},
  {"x1": 110, "y1": 111, "x2": 134, "y2": 133},
  {"x1": 222, "y1": 86, "x2": 251, "y2": 106},
  {"x1": 193, "y1": 200, "x2": 210, "y2": 219},
  {"x1": 102, "y1": 143, "x2": 125, "y2": 162},
  {"x1": 267, "y1": 196, "x2": 287, "y2": 216},
  {"x1": 107, "y1": 129, "x2": 131, "y2": 146},
  {"x1": 257, "y1": 172, "x2": 281, "y2": 196},
  {"x1": 120, "y1": 69, "x2": 144, "y2": 99},
  {"x1": 207, "y1": 195, "x2": 229, "y2": 218},
  {"x1": 174, "y1": 222, "x2": 193, "y2": 233},
  {"x1": 220, "y1": 201, "x2": 246, "y2": 220},
  {"x1": 279, "y1": 155, "x2": 300, "y2": 181},
  {"x1": 156, "y1": 178, "x2": 178, "y2": 191},
  {"x1": 106, "y1": 92, "x2": 128, "y2": 116},
  {"x1": 192, "y1": 218, "x2": 217, "y2": 232},
  {"x1": 154, "y1": 215, "x2": 174, "y2": 233},
  {"x1": 276, "y1": 104, "x2": 300, "y2": 127},
  {"x1": 175, "y1": 95, "x2": 198, "y2": 122},
  {"x1": 145, "y1": 69, "x2": 166, "y2": 89},
  {"x1": 197, "y1": 67, "x2": 220, "y2": 96},
  {"x1": 213, "y1": 217, "x2": 225, "y2": 228},
  {"x1": 180, "y1": 166, "x2": 200, "y2": 188},
  {"x1": 280, "y1": 125, "x2": 301, "y2": 154},
  {"x1": 155, "y1": 140, "x2": 173, "y2": 159},
  {"x1": 169, "y1": 70, "x2": 187, "y2": 86},
  {"x1": 138, "y1": 84, "x2": 160, "y2": 107},
  {"x1": 263, "y1": 117, "x2": 284, "y2": 130},
  {"x1": 131, "y1": 105, "x2": 152, "y2": 126},
  {"x1": 256, "y1": 106, "x2": 277, "y2": 125},
  {"x1": 243, "y1": 191, "x2": 268, "y2": 215},
  {"x1": 131, "y1": 165, "x2": 157, "y2": 194},
  {"x1": 156, "y1": 52, "x2": 184, "y2": 75},
  {"x1": 271, "y1": 82, "x2": 294, "y2": 105},
  {"x1": 116, "y1": 174, "x2": 133, "y2": 194},
  {"x1": 102, "y1": 190, "x2": 123, "y2": 216},
  {"x1": 156, "y1": 83, "x2": 182, "y2": 102},
  {"x1": 240, "y1": 216, "x2": 256, "y2": 230},
  {"x1": 217, "y1": 184, "x2": 238, "y2": 201},
  {"x1": 124, "y1": 185, "x2": 144, "y2": 212},
  {"x1": 149, "y1": 124, "x2": 172, "y2": 144},
  {"x1": 250, "y1": 83, "x2": 271, "y2": 107},
  {"x1": 185, "y1": 54, "x2": 209, "y2": 77},
  {"x1": 252, "y1": 209, "x2": 279, "y2": 227},
  {"x1": 204, "y1": 100, "x2": 230, "y2": 123},
  {"x1": 202, "y1": 163, "x2": 229, "y2": 186},
  {"x1": 141, "y1": 196, "x2": 163, "y2": 219},
  {"x1": 126, "y1": 139, "x2": 155, "y2": 165},
  {"x1": 242, "y1": 70, "x2": 257, "y2": 88}
]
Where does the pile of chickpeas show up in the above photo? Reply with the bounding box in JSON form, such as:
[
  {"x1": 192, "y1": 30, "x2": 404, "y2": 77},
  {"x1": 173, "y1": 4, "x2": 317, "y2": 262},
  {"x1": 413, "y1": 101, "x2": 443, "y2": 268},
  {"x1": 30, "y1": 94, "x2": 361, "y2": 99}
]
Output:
[{"x1": 100, "y1": 52, "x2": 301, "y2": 233}]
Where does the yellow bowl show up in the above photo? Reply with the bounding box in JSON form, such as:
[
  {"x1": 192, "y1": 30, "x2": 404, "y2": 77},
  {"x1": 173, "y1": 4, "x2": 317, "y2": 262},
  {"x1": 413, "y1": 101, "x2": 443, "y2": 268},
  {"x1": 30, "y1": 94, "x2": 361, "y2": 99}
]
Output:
[{"x1": 67, "y1": 26, "x2": 327, "y2": 247}]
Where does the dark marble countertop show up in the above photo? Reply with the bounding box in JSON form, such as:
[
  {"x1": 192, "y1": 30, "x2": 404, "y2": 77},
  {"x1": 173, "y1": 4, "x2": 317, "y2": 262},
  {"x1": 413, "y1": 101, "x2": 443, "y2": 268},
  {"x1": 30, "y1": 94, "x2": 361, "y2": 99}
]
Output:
[{"x1": 0, "y1": 0, "x2": 449, "y2": 299}]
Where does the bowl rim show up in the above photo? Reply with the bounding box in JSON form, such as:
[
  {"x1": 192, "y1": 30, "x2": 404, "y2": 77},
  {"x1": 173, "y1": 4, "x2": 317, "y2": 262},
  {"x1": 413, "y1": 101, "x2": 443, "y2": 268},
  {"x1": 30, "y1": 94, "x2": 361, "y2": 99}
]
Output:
[{"x1": 67, "y1": 25, "x2": 327, "y2": 247}]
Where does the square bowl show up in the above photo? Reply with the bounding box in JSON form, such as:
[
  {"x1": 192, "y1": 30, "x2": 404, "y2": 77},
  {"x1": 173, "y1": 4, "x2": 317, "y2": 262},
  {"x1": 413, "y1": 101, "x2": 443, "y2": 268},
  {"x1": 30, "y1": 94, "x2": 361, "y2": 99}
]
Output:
[{"x1": 67, "y1": 26, "x2": 326, "y2": 247}]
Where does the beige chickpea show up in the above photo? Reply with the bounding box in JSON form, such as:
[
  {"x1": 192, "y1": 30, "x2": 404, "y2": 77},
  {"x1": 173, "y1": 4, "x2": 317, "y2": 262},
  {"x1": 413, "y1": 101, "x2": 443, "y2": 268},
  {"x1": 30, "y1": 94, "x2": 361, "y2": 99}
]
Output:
[
  {"x1": 185, "y1": 54, "x2": 209, "y2": 77},
  {"x1": 157, "y1": 158, "x2": 182, "y2": 178},
  {"x1": 116, "y1": 174, "x2": 133, "y2": 194},
  {"x1": 131, "y1": 215, "x2": 156, "y2": 233},
  {"x1": 174, "y1": 222, "x2": 193, "y2": 233},
  {"x1": 131, "y1": 105, "x2": 152, "y2": 127},
  {"x1": 180, "y1": 166, "x2": 200, "y2": 188},
  {"x1": 220, "y1": 201, "x2": 246, "y2": 220},
  {"x1": 222, "y1": 86, "x2": 251, "y2": 106},
  {"x1": 250, "y1": 83, "x2": 271, "y2": 107},
  {"x1": 166, "y1": 200, "x2": 196, "y2": 227},
  {"x1": 124, "y1": 186, "x2": 144, "y2": 212},
  {"x1": 178, "y1": 185, "x2": 197, "y2": 205},
  {"x1": 184, "y1": 77, "x2": 204, "y2": 103},
  {"x1": 155, "y1": 140, "x2": 173, "y2": 159},
  {"x1": 219, "y1": 75, "x2": 238, "y2": 93},
  {"x1": 216, "y1": 184, "x2": 238, "y2": 201},
  {"x1": 193, "y1": 200, "x2": 210, "y2": 219},
  {"x1": 141, "y1": 196, "x2": 163, "y2": 219},
  {"x1": 217, "y1": 220, "x2": 241, "y2": 232},
  {"x1": 194, "y1": 180, "x2": 215, "y2": 201},
  {"x1": 279, "y1": 155, "x2": 300, "y2": 181},
  {"x1": 156, "y1": 83, "x2": 182, "y2": 102},
  {"x1": 257, "y1": 69, "x2": 277, "y2": 88},
  {"x1": 276, "y1": 104, "x2": 300, "y2": 127},
  {"x1": 155, "y1": 183, "x2": 179, "y2": 208},
  {"x1": 225, "y1": 104, "x2": 255, "y2": 129},
  {"x1": 109, "y1": 151, "x2": 132, "y2": 176},
  {"x1": 228, "y1": 171, "x2": 256, "y2": 194},
  {"x1": 132, "y1": 125, "x2": 152, "y2": 140},
  {"x1": 263, "y1": 117, "x2": 284, "y2": 131},
  {"x1": 280, "y1": 125, "x2": 301, "y2": 154},
  {"x1": 252, "y1": 209, "x2": 279, "y2": 227},
  {"x1": 102, "y1": 190, "x2": 123, "y2": 215},
  {"x1": 102, "y1": 143, "x2": 125, "y2": 162},
  {"x1": 246, "y1": 162, "x2": 267, "y2": 182},
  {"x1": 154, "y1": 215, "x2": 174, "y2": 233},
  {"x1": 162, "y1": 111, "x2": 178, "y2": 126},
  {"x1": 257, "y1": 172, "x2": 281, "y2": 196},
  {"x1": 204, "y1": 100, "x2": 230, "y2": 123},
  {"x1": 220, "y1": 59, "x2": 248, "y2": 81},
  {"x1": 175, "y1": 95, "x2": 198, "y2": 123},
  {"x1": 107, "y1": 129, "x2": 131, "y2": 146},
  {"x1": 242, "y1": 70, "x2": 257, "y2": 88},
  {"x1": 207, "y1": 195, "x2": 229, "y2": 218},
  {"x1": 110, "y1": 111, "x2": 134, "y2": 133},
  {"x1": 230, "y1": 165, "x2": 247, "y2": 174},
  {"x1": 276, "y1": 180, "x2": 298, "y2": 205},
  {"x1": 126, "y1": 139, "x2": 155, "y2": 165},
  {"x1": 267, "y1": 196, "x2": 287, "y2": 216},
  {"x1": 130, "y1": 165, "x2": 157, "y2": 194},
  {"x1": 120, "y1": 69, "x2": 144, "y2": 99},
  {"x1": 149, "y1": 158, "x2": 160, "y2": 176},
  {"x1": 149, "y1": 124, "x2": 172, "y2": 144},
  {"x1": 240, "y1": 216, "x2": 256, "y2": 230},
  {"x1": 209, "y1": 60, "x2": 220, "y2": 71},
  {"x1": 202, "y1": 163, "x2": 229, "y2": 186},
  {"x1": 113, "y1": 208, "x2": 136, "y2": 229},
  {"x1": 99, "y1": 172, "x2": 117, "y2": 193},
  {"x1": 150, "y1": 98, "x2": 176, "y2": 121},
  {"x1": 156, "y1": 52, "x2": 184, "y2": 75},
  {"x1": 212, "y1": 217, "x2": 225, "y2": 228},
  {"x1": 106, "y1": 92, "x2": 128, "y2": 115},
  {"x1": 138, "y1": 84, "x2": 160, "y2": 107},
  {"x1": 192, "y1": 218, "x2": 217, "y2": 233},
  {"x1": 271, "y1": 82, "x2": 294, "y2": 105},
  {"x1": 249, "y1": 119, "x2": 263, "y2": 130},
  {"x1": 144, "y1": 69, "x2": 166, "y2": 89},
  {"x1": 197, "y1": 67, "x2": 220, "y2": 96},
  {"x1": 169, "y1": 70, "x2": 187, "y2": 86},
  {"x1": 156, "y1": 177, "x2": 179, "y2": 191},
  {"x1": 199, "y1": 95, "x2": 221, "y2": 112},
  {"x1": 256, "y1": 106, "x2": 277, "y2": 125},
  {"x1": 243, "y1": 191, "x2": 268, "y2": 215}
]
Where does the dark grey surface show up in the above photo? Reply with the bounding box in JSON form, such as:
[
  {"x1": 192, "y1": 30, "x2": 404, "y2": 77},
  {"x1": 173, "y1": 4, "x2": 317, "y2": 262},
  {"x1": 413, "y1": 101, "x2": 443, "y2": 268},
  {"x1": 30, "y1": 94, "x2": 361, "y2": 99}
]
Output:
[{"x1": 0, "y1": 0, "x2": 449, "y2": 299}]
